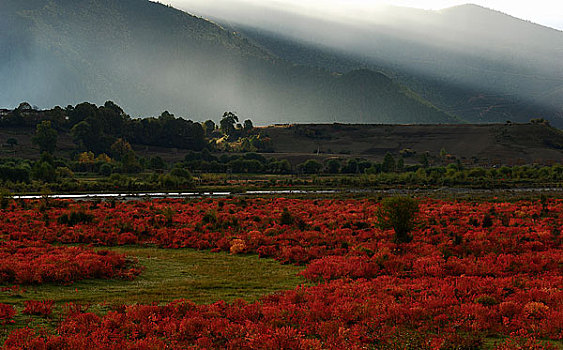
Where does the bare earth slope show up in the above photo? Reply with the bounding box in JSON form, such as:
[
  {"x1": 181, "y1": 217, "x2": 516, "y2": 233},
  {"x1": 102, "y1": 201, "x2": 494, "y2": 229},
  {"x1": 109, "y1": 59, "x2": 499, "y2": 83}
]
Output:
[{"x1": 261, "y1": 123, "x2": 563, "y2": 165}]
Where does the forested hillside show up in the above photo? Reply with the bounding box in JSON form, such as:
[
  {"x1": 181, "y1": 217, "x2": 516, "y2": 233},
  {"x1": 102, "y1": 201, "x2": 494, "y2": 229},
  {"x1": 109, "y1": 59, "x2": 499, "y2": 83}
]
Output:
[
  {"x1": 0, "y1": 0, "x2": 456, "y2": 125},
  {"x1": 235, "y1": 26, "x2": 562, "y2": 126},
  {"x1": 190, "y1": 3, "x2": 563, "y2": 126}
]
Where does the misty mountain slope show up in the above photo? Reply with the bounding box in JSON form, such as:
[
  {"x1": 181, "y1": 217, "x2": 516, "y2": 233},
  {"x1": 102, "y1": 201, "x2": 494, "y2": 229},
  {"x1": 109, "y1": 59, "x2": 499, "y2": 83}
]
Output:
[
  {"x1": 191, "y1": 2, "x2": 563, "y2": 126},
  {"x1": 0, "y1": 0, "x2": 457, "y2": 125},
  {"x1": 235, "y1": 25, "x2": 561, "y2": 126}
]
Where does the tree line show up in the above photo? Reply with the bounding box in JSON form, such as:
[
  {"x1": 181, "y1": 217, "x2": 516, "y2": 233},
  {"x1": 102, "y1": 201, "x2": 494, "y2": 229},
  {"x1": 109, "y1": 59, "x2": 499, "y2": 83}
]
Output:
[{"x1": 1, "y1": 102, "x2": 264, "y2": 155}]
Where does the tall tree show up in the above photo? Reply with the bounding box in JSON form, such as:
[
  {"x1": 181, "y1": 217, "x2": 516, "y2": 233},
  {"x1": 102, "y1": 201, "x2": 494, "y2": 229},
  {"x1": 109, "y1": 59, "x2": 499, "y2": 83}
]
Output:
[
  {"x1": 110, "y1": 138, "x2": 133, "y2": 161},
  {"x1": 71, "y1": 121, "x2": 96, "y2": 151},
  {"x1": 32, "y1": 121, "x2": 57, "y2": 154},
  {"x1": 243, "y1": 119, "x2": 253, "y2": 131},
  {"x1": 203, "y1": 120, "x2": 216, "y2": 137},
  {"x1": 376, "y1": 196, "x2": 419, "y2": 243},
  {"x1": 220, "y1": 112, "x2": 239, "y2": 136},
  {"x1": 382, "y1": 153, "x2": 396, "y2": 172}
]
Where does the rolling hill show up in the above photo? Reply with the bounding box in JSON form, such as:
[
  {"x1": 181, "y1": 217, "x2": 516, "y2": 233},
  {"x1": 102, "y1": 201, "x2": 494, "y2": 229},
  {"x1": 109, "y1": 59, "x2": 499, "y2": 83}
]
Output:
[{"x1": 0, "y1": 0, "x2": 457, "y2": 125}]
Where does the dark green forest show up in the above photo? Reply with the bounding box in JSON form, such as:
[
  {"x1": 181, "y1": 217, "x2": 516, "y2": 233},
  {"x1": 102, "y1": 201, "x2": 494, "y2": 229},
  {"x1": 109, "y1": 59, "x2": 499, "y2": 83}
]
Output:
[{"x1": 1, "y1": 102, "x2": 206, "y2": 153}]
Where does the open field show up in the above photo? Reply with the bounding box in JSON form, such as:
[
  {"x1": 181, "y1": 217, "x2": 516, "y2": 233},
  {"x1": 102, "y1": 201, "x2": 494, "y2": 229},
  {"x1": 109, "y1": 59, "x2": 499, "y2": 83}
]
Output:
[
  {"x1": 0, "y1": 196, "x2": 561, "y2": 348},
  {"x1": 0, "y1": 247, "x2": 305, "y2": 306},
  {"x1": 0, "y1": 246, "x2": 304, "y2": 343},
  {"x1": 260, "y1": 123, "x2": 563, "y2": 165}
]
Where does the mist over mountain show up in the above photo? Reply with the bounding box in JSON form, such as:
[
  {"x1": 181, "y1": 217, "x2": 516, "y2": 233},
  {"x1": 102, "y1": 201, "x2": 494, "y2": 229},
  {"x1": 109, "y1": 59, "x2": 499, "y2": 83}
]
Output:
[
  {"x1": 0, "y1": 0, "x2": 457, "y2": 125},
  {"x1": 181, "y1": 2, "x2": 563, "y2": 126}
]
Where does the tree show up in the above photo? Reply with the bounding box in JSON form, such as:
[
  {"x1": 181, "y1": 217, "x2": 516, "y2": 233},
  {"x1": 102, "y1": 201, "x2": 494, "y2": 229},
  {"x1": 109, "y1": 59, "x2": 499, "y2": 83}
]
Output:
[
  {"x1": 243, "y1": 119, "x2": 254, "y2": 131},
  {"x1": 397, "y1": 157, "x2": 405, "y2": 172},
  {"x1": 6, "y1": 138, "x2": 18, "y2": 149},
  {"x1": 71, "y1": 120, "x2": 106, "y2": 152},
  {"x1": 77, "y1": 151, "x2": 95, "y2": 172},
  {"x1": 298, "y1": 159, "x2": 323, "y2": 174},
  {"x1": 45, "y1": 106, "x2": 66, "y2": 129},
  {"x1": 170, "y1": 167, "x2": 193, "y2": 181},
  {"x1": 342, "y1": 159, "x2": 358, "y2": 174},
  {"x1": 68, "y1": 102, "x2": 97, "y2": 126},
  {"x1": 382, "y1": 153, "x2": 396, "y2": 172},
  {"x1": 419, "y1": 152, "x2": 430, "y2": 168},
  {"x1": 249, "y1": 134, "x2": 273, "y2": 152},
  {"x1": 96, "y1": 154, "x2": 112, "y2": 163},
  {"x1": 270, "y1": 159, "x2": 291, "y2": 174},
  {"x1": 70, "y1": 121, "x2": 91, "y2": 147},
  {"x1": 17, "y1": 102, "x2": 32, "y2": 111},
  {"x1": 110, "y1": 138, "x2": 133, "y2": 160},
  {"x1": 203, "y1": 120, "x2": 216, "y2": 137},
  {"x1": 376, "y1": 196, "x2": 419, "y2": 243},
  {"x1": 99, "y1": 163, "x2": 113, "y2": 176},
  {"x1": 326, "y1": 159, "x2": 341, "y2": 174},
  {"x1": 148, "y1": 156, "x2": 167, "y2": 170},
  {"x1": 32, "y1": 121, "x2": 58, "y2": 154},
  {"x1": 239, "y1": 138, "x2": 255, "y2": 152},
  {"x1": 31, "y1": 156, "x2": 57, "y2": 183},
  {"x1": 220, "y1": 112, "x2": 239, "y2": 136},
  {"x1": 159, "y1": 111, "x2": 175, "y2": 122},
  {"x1": 78, "y1": 151, "x2": 95, "y2": 164},
  {"x1": 99, "y1": 101, "x2": 127, "y2": 135},
  {"x1": 121, "y1": 151, "x2": 142, "y2": 173}
]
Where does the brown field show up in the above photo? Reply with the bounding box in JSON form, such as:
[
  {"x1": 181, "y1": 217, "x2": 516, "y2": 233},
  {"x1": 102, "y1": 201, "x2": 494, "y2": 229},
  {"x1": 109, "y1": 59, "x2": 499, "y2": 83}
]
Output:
[{"x1": 259, "y1": 123, "x2": 563, "y2": 166}]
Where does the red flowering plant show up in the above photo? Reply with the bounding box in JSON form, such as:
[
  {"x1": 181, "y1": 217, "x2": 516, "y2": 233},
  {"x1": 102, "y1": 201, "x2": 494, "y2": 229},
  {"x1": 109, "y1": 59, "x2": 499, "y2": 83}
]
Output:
[
  {"x1": 0, "y1": 197, "x2": 560, "y2": 347},
  {"x1": 22, "y1": 300, "x2": 55, "y2": 317}
]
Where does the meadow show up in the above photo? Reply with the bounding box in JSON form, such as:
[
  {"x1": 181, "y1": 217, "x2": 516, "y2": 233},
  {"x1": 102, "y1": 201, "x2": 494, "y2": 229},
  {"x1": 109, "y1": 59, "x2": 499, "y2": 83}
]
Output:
[{"x1": 0, "y1": 196, "x2": 561, "y2": 349}]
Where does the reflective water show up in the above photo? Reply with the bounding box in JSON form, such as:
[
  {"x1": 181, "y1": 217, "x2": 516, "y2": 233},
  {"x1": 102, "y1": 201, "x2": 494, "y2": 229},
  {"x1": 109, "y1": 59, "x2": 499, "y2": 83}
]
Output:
[{"x1": 11, "y1": 187, "x2": 561, "y2": 200}]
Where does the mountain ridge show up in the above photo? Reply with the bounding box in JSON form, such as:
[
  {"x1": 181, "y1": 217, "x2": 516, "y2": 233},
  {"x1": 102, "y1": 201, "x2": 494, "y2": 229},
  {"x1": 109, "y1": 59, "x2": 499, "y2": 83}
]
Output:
[
  {"x1": 0, "y1": 0, "x2": 458, "y2": 125},
  {"x1": 440, "y1": 4, "x2": 563, "y2": 33},
  {"x1": 184, "y1": 1, "x2": 563, "y2": 126}
]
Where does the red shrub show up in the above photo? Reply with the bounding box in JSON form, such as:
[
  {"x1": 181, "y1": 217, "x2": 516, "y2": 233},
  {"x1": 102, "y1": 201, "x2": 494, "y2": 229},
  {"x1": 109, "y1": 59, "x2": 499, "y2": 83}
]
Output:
[
  {"x1": 1, "y1": 198, "x2": 561, "y2": 347},
  {"x1": 23, "y1": 300, "x2": 55, "y2": 317},
  {"x1": 0, "y1": 303, "x2": 16, "y2": 324}
]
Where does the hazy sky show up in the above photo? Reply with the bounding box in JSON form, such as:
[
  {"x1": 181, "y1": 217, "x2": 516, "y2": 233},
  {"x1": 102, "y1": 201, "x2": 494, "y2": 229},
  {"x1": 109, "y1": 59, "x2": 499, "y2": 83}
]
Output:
[
  {"x1": 168, "y1": 0, "x2": 563, "y2": 31},
  {"x1": 386, "y1": 0, "x2": 562, "y2": 30}
]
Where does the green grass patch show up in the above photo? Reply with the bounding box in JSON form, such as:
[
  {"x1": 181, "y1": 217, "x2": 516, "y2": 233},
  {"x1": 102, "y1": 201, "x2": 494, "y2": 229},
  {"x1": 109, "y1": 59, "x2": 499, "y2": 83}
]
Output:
[
  {"x1": 0, "y1": 247, "x2": 306, "y2": 341},
  {"x1": 484, "y1": 336, "x2": 563, "y2": 349},
  {"x1": 1, "y1": 246, "x2": 306, "y2": 306}
]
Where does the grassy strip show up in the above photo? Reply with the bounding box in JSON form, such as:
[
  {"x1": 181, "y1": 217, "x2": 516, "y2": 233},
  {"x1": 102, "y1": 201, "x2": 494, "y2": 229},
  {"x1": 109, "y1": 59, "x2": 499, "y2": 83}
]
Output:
[
  {"x1": 0, "y1": 246, "x2": 306, "y2": 341},
  {"x1": 0, "y1": 246, "x2": 306, "y2": 306}
]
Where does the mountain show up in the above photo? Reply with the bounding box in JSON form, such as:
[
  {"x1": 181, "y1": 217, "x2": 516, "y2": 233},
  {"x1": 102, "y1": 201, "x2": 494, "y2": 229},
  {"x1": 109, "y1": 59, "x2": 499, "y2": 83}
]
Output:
[
  {"x1": 182, "y1": 2, "x2": 563, "y2": 126},
  {"x1": 0, "y1": 0, "x2": 457, "y2": 125}
]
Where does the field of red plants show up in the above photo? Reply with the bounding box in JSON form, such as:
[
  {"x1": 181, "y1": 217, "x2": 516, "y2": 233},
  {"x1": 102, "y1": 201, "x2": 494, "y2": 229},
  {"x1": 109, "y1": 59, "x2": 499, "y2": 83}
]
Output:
[{"x1": 0, "y1": 197, "x2": 561, "y2": 349}]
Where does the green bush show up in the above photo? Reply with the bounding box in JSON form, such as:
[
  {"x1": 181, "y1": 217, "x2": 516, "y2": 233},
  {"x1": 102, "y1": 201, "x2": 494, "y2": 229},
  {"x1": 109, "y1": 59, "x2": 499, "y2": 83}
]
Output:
[
  {"x1": 0, "y1": 189, "x2": 13, "y2": 209},
  {"x1": 376, "y1": 196, "x2": 419, "y2": 243},
  {"x1": 170, "y1": 167, "x2": 192, "y2": 180},
  {"x1": 475, "y1": 295, "x2": 499, "y2": 306},
  {"x1": 57, "y1": 210, "x2": 95, "y2": 226},
  {"x1": 297, "y1": 160, "x2": 323, "y2": 174},
  {"x1": 99, "y1": 163, "x2": 113, "y2": 176},
  {"x1": 280, "y1": 208, "x2": 294, "y2": 226}
]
